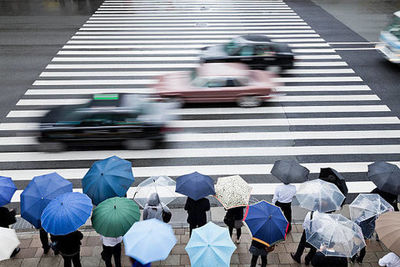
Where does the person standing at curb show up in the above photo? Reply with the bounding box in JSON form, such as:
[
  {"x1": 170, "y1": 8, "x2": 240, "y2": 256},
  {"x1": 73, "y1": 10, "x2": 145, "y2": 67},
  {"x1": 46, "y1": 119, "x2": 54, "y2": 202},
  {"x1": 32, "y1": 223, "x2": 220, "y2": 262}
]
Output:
[
  {"x1": 184, "y1": 197, "x2": 210, "y2": 236},
  {"x1": 51, "y1": 230, "x2": 83, "y2": 267},
  {"x1": 0, "y1": 206, "x2": 20, "y2": 257},
  {"x1": 291, "y1": 211, "x2": 317, "y2": 265},
  {"x1": 351, "y1": 216, "x2": 376, "y2": 264},
  {"x1": 143, "y1": 193, "x2": 171, "y2": 223},
  {"x1": 249, "y1": 239, "x2": 275, "y2": 267},
  {"x1": 272, "y1": 182, "x2": 296, "y2": 233},
  {"x1": 224, "y1": 206, "x2": 245, "y2": 244},
  {"x1": 101, "y1": 235, "x2": 122, "y2": 267}
]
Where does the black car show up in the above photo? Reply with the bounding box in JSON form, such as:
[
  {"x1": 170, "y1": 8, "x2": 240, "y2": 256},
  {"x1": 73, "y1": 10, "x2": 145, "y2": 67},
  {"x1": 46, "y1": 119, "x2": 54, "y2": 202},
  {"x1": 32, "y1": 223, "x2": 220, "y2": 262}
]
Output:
[
  {"x1": 199, "y1": 34, "x2": 294, "y2": 71},
  {"x1": 38, "y1": 94, "x2": 173, "y2": 150}
]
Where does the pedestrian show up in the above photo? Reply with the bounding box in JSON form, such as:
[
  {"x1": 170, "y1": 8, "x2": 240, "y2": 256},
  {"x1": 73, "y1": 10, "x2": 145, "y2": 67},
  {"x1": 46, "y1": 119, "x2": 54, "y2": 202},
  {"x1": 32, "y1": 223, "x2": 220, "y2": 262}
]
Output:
[
  {"x1": 184, "y1": 197, "x2": 210, "y2": 236},
  {"x1": 0, "y1": 206, "x2": 20, "y2": 257},
  {"x1": 271, "y1": 182, "x2": 296, "y2": 233},
  {"x1": 100, "y1": 235, "x2": 122, "y2": 267},
  {"x1": 129, "y1": 257, "x2": 151, "y2": 267},
  {"x1": 143, "y1": 193, "x2": 171, "y2": 223},
  {"x1": 291, "y1": 211, "x2": 317, "y2": 265},
  {"x1": 223, "y1": 206, "x2": 244, "y2": 244},
  {"x1": 249, "y1": 239, "x2": 275, "y2": 267},
  {"x1": 371, "y1": 187, "x2": 399, "y2": 211},
  {"x1": 378, "y1": 252, "x2": 400, "y2": 267},
  {"x1": 50, "y1": 230, "x2": 83, "y2": 267},
  {"x1": 311, "y1": 243, "x2": 347, "y2": 267},
  {"x1": 351, "y1": 216, "x2": 376, "y2": 264}
]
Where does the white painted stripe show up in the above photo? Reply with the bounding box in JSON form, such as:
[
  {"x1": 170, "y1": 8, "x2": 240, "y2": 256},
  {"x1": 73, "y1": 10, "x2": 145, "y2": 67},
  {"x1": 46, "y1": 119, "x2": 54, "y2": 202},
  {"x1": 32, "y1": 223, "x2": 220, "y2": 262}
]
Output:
[
  {"x1": 0, "y1": 145, "x2": 400, "y2": 162},
  {"x1": 334, "y1": 48, "x2": 377, "y2": 51},
  {"x1": 87, "y1": 19, "x2": 305, "y2": 22},
  {"x1": 58, "y1": 50, "x2": 200, "y2": 55},
  {"x1": 74, "y1": 30, "x2": 315, "y2": 34},
  {"x1": 91, "y1": 15, "x2": 301, "y2": 18},
  {"x1": 52, "y1": 57, "x2": 199, "y2": 62},
  {"x1": 93, "y1": 12, "x2": 297, "y2": 15},
  {"x1": 17, "y1": 99, "x2": 90, "y2": 105},
  {"x1": 2, "y1": 117, "x2": 399, "y2": 131},
  {"x1": 284, "y1": 69, "x2": 354, "y2": 74},
  {"x1": 288, "y1": 43, "x2": 330, "y2": 47},
  {"x1": 97, "y1": 7, "x2": 291, "y2": 10},
  {"x1": 328, "y1": 42, "x2": 380, "y2": 45},
  {"x1": 78, "y1": 26, "x2": 311, "y2": 30},
  {"x1": 6, "y1": 105, "x2": 390, "y2": 118},
  {"x1": 71, "y1": 35, "x2": 321, "y2": 39},
  {"x1": 83, "y1": 22, "x2": 307, "y2": 26},
  {"x1": 271, "y1": 38, "x2": 325, "y2": 42},
  {"x1": 295, "y1": 55, "x2": 341, "y2": 59},
  {"x1": 294, "y1": 62, "x2": 347, "y2": 66},
  {"x1": 278, "y1": 85, "x2": 369, "y2": 91},
  {"x1": 292, "y1": 48, "x2": 336, "y2": 53},
  {"x1": 275, "y1": 76, "x2": 362, "y2": 82}
]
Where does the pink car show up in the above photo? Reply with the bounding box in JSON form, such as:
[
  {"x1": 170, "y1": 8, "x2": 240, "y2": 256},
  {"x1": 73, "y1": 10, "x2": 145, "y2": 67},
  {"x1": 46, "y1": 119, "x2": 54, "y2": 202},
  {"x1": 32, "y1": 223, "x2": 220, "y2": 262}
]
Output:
[{"x1": 154, "y1": 63, "x2": 278, "y2": 107}]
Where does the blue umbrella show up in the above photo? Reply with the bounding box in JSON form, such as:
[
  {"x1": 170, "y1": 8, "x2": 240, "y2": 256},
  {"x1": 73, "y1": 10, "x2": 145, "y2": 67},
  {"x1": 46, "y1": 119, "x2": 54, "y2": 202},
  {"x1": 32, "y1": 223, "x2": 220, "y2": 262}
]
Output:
[
  {"x1": 41, "y1": 192, "x2": 93, "y2": 235},
  {"x1": 176, "y1": 171, "x2": 215, "y2": 201},
  {"x1": 20, "y1": 172, "x2": 72, "y2": 228},
  {"x1": 0, "y1": 176, "x2": 17, "y2": 206},
  {"x1": 244, "y1": 201, "x2": 288, "y2": 246},
  {"x1": 186, "y1": 222, "x2": 236, "y2": 267},
  {"x1": 123, "y1": 218, "x2": 176, "y2": 264},
  {"x1": 82, "y1": 156, "x2": 135, "y2": 205}
]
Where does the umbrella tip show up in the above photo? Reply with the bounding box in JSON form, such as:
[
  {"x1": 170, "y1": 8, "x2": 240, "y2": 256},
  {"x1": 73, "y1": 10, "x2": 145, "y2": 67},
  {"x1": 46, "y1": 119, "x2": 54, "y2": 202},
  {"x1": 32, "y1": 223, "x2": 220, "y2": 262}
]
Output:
[
  {"x1": 61, "y1": 202, "x2": 63, "y2": 206},
  {"x1": 101, "y1": 173, "x2": 104, "y2": 176},
  {"x1": 114, "y1": 205, "x2": 116, "y2": 209}
]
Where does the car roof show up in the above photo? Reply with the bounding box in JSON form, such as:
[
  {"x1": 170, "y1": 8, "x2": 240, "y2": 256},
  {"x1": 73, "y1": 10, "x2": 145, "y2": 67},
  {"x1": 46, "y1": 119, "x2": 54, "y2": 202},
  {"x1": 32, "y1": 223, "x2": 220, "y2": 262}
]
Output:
[
  {"x1": 239, "y1": 34, "x2": 272, "y2": 43},
  {"x1": 196, "y1": 63, "x2": 249, "y2": 77}
]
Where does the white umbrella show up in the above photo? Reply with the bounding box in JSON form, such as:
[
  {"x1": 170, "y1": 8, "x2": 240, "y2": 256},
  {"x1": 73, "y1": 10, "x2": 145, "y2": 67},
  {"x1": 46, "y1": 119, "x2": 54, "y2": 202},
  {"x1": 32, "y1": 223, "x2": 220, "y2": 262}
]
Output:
[
  {"x1": 349, "y1": 193, "x2": 394, "y2": 222},
  {"x1": 296, "y1": 179, "x2": 345, "y2": 212},
  {"x1": 133, "y1": 176, "x2": 177, "y2": 208},
  {"x1": 0, "y1": 227, "x2": 20, "y2": 261},
  {"x1": 215, "y1": 175, "x2": 252, "y2": 209}
]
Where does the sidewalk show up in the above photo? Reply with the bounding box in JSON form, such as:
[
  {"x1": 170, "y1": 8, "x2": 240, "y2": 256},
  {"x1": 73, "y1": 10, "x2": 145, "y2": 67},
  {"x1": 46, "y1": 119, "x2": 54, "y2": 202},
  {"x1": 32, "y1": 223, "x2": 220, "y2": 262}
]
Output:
[{"x1": 2, "y1": 206, "x2": 390, "y2": 267}]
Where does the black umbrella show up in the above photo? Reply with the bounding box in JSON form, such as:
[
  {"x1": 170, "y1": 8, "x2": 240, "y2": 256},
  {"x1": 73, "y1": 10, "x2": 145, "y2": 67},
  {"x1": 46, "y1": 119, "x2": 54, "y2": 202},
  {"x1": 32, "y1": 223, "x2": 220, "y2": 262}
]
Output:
[
  {"x1": 368, "y1": 161, "x2": 400, "y2": 195},
  {"x1": 271, "y1": 160, "x2": 309, "y2": 184},
  {"x1": 319, "y1": 168, "x2": 349, "y2": 196}
]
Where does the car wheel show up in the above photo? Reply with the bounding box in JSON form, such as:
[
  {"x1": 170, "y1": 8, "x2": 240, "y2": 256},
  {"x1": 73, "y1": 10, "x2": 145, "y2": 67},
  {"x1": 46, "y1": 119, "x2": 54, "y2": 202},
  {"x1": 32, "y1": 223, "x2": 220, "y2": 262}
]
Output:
[
  {"x1": 38, "y1": 141, "x2": 66, "y2": 152},
  {"x1": 237, "y1": 96, "x2": 263, "y2": 108}
]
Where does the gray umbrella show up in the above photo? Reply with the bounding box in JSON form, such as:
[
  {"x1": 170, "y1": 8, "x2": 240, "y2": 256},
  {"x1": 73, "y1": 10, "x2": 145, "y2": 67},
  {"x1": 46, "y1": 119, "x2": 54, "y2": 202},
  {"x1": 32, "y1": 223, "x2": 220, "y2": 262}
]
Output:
[
  {"x1": 368, "y1": 161, "x2": 400, "y2": 195},
  {"x1": 271, "y1": 160, "x2": 310, "y2": 184}
]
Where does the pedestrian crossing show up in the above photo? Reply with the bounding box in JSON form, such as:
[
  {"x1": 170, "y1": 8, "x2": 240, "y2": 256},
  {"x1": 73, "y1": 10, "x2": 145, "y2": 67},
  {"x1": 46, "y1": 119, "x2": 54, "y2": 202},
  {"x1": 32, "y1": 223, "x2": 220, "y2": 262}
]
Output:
[{"x1": 1, "y1": 0, "x2": 399, "y2": 211}]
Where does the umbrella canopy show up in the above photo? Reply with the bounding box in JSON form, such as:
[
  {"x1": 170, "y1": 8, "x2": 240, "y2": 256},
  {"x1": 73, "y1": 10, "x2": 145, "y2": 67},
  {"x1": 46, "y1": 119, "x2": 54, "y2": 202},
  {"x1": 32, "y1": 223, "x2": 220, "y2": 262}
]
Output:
[
  {"x1": 20, "y1": 172, "x2": 73, "y2": 228},
  {"x1": 0, "y1": 227, "x2": 20, "y2": 261},
  {"x1": 41, "y1": 192, "x2": 93, "y2": 235},
  {"x1": 349, "y1": 193, "x2": 394, "y2": 222},
  {"x1": 375, "y1": 211, "x2": 400, "y2": 255},
  {"x1": 82, "y1": 156, "x2": 135, "y2": 205},
  {"x1": 133, "y1": 175, "x2": 176, "y2": 208},
  {"x1": 305, "y1": 212, "x2": 365, "y2": 257},
  {"x1": 176, "y1": 172, "x2": 215, "y2": 201},
  {"x1": 123, "y1": 218, "x2": 176, "y2": 264},
  {"x1": 214, "y1": 175, "x2": 252, "y2": 209},
  {"x1": 296, "y1": 179, "x2": 345, "y2": 212},
  {"x1": 271, "y1": 160, "x2": 309, "y2": 184},
  {"x1": 185, "y1": 222, "x2": 236, "y2": 267},
  {"x1": 368, "y1": 161, "x2": 400, "y2": 195},
  {"x1": 319, "y1": 167, "x2": 348, "y2": 196},
  {"x1": 0, "y1": 176, "x2": 17, "y2": 207},
  {"x1": 244, "y1": 201, "x2": 288, "y2": 246},
  {"x1": 92, "y1": 197, "x2": 140, "y2": 237}
]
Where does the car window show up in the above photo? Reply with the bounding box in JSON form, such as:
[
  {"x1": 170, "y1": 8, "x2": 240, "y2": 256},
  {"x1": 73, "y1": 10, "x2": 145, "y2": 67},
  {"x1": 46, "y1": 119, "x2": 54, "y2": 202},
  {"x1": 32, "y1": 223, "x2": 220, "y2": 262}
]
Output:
[
  {"x1": 255, "y1": 44, "x2": 276, "y2": 55},
  {"x1": 225, "y1": 40, "x2": 241, "y2": 55},
  {"x1": 240, "y1": 46, "x2": 254, "y2": 56},
  {"x1": 79, "y1": 113, "x2": 113, "y2": 126},
  {"x1": 233, "y1": 78, "x2": 249, "y2": 86},
  {"x1": 206, "y1": 78, "x2": 227, "y2": 88},
  {"x1": 191, "y1": 77, "x2": 208, "y2": 87}
]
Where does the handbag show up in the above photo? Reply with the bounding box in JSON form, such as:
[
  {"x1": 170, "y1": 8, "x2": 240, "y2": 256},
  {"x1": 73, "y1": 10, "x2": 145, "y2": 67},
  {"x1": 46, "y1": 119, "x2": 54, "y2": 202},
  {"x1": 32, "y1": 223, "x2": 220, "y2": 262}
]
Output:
[
  {"x1": 162, "y1": 206, "x2": 172, "y2": 223},
  {"x1": 234, "y1": 219, "x2": 243, "y2": 229}
]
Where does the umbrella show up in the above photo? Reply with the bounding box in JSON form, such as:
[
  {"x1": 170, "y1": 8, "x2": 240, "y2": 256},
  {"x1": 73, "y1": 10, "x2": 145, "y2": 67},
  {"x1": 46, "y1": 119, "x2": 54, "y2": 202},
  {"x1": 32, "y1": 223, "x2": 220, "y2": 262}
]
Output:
[
  {"x1": 305, "y1": 212, "x2": 365, "y2": 257},
  {"x1": 319, "y1": 167, "x2": 348, "y2": 196},
  {"x1": 375, "y1": 211, "x2": 400, "y2": 255},
  {"x1": 176, "y1": 172, "x2": 215, "y2": 201},
  {"x1": 244, "y1": 200, "x2": 288, "y2": 246},
  {"x1": 0, "y1": 227, "x2": 20, "y2": 261},
  {"x1": 271, "y1": 160, "x2": 309, "y2": 184},
  {"x1": 41, "y1": 192, "x2": 93, "y2": 235},
  {"x1": 123, "y1": 218, "x2": 177, "y2": 264},
  {"x1": 20, "y1": 172, "x2": 73, "y2": 228},
  {"x1": 349, "y1": 193, "x2": 394, "y2": 222},
  {"x1": 296, "y1": 179, "x2": 345, "y2": 212},
  {"x1": 0, "y1": 176, "x2": 17, "y2": 206},
  {"x1": 185, "y1": 222, "x2": 236, "y2": 267},
  {"x1": 214, "y1": 175, "x2": 252, "y2": 209},
  {"x1": 82, "y1": 155, "x2": 135, "y2": 205},
  {"x1": 368, "y1": 161, "x2": 400, "y2": 195},
  {"x1": 92, "y1": 197, "x2": 140, "y2": 237},
  {"x1": 133, "y1": 175, "x2": 176, "y2": 208}
]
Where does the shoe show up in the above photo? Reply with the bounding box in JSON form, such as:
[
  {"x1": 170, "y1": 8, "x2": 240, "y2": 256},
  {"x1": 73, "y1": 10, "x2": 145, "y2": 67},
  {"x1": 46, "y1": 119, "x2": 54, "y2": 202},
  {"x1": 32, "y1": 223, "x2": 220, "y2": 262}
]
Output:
[
  {"x1": 236, "y1": 236, "x2": 241, "y2": 244},
  {"x1": 356, "y1": 258, "x2": 363, "y2": 264},
  {"x1": 350, "y1": 256, "x2": 356, "y2": 263},
  {"x1": 10, "y1": 248, "x2": 20, "y2": 258},
  {"x1": 43, "y1": 246, "x2": 50, "y2": 254},
  {"x1": 290, "y1": 253, "x2": 301, "y2": 264},
  {"x1": 305, "y1": 259, "x2": 310, "y2": 266}
]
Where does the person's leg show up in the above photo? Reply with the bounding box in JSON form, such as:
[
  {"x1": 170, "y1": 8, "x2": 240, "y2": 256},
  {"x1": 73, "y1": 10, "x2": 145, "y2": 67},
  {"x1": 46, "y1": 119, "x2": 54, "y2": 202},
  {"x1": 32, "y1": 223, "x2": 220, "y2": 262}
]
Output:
[
  {"x1": 101, "y1": 245, "x2": 113, "y2": 267},
  {"x1": 260, "y1": 255, "x2": 267, "y2": 267},
  {"x1": 305, "y1": 247, "x2": 317, "y2": 265},
  {"x1": 357, "y1": 247, "x2": 366, "y2": 263},
  {"x1": 63, "y1": 256, "x2": 72, "y2": 267},
  {"x1": 228, "y1": 226, "x2": 233, "y2": 237},
  {"x1": 189, "y1": 224, "x2": 196, "y2": 236},
  {"x1": 291, "y1": 230, "x2": 306, "y2": 262},
  {"x1": 39, "y1": 228, "x2": 50, "y2": 253},
  {"x1": 71, "y1": 252, "x2": 82, "y2": 267},
  {"x1": 113, "y1": 243, "x2": 122, "y2": 267},
  {"x1": 285, "y1": 204, "x2": 292, "y2": 233},
  {"x1": 250, "y1": 254, "x2": 258, "y2": 267},
  {"x1": 236, "y1": 227, "x2": 242, "y2": 240}
]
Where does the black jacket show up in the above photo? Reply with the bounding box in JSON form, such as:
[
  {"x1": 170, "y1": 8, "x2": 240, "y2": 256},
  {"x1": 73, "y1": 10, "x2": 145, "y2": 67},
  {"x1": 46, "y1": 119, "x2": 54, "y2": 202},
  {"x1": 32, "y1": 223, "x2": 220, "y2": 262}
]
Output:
[
  {"x1": 311, "y1": 252, "x2": 347, "y2": 267},
  {"x1": 51, "y1": 231, "x2": 83, "y2": 256},
  {"x1": 371, "y1": 188, "x2": 399, "y2": 211},
  {"x1": 0, "y1": 207, "x2": 16, "y2": 228},
  {"x1": 184, "y1": 197, "x2": 210, "y2": 225},
  {"x1": 224, "y1": 207, "x2": 244, "y2": 228}
]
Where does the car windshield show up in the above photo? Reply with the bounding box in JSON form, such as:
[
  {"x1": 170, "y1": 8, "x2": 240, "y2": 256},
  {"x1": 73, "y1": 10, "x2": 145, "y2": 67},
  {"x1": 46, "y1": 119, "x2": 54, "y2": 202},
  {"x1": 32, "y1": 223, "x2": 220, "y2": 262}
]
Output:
[
  {"x1": 385, "y1": 15, "x2": 400, "y2": 38},
  {"x1": 224, "y1": 39, "x2": 242, "y2": 55}
]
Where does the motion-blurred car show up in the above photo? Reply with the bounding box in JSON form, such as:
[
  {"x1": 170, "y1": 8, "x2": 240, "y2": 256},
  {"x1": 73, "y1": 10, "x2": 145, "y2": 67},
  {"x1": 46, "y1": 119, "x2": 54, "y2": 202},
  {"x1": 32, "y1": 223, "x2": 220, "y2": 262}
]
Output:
[
  {"x1": 199, "y1": 34, "x2": 294, "y2": 71},
  {"x1": 38, "y1": 94, "x2": 174, "y2": 150},
  {"x1": 376, "y1": 11, "x2": 400, "y2": 63},
  {"x1": 154, "y1": 63, "x2": 278, "y2": 107}
]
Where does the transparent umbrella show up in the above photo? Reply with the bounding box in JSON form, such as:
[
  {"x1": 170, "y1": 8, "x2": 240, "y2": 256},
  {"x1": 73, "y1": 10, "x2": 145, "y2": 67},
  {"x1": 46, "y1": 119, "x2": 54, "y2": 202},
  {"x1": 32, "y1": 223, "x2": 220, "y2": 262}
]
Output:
[
  {"x1": 349, "y1": 193, "x2": 394, "y2": 222},
  {"x1": 133, "y1": 176, "x2": 177, "y2": 208},
  {"x1": 305, "y1": 212, "x2": 366, "y2": 257},
  {"x1": 296, "y1": 179, "x2": 345, "y2": 212}
]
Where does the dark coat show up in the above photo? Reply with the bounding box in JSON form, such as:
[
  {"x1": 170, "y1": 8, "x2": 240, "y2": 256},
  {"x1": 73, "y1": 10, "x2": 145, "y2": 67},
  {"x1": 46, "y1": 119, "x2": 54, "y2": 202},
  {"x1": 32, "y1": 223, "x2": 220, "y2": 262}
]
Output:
[
  {"x1": 0, "y1": 207, "x2": 16, "y2": 228},
  {"x1": 224, "y1": 207, "x2": 244, "y2": 228},
  {"x1": 371, "y1": 188, "x2": 399, "y2": 211},
  {"x1": 311, "y1": 252, "x2": 347, "y2": 267},
  {"x1": 184, "y1": 197, "x2": 210, "y2": 225},
  {"x1": 51, "y1": 231, "x2": 83, "y2": 256}
]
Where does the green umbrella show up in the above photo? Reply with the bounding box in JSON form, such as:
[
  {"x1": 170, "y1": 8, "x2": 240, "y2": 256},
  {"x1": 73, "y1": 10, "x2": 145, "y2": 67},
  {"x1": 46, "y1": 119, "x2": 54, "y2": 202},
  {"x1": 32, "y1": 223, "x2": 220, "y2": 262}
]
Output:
[{"x1": 92, "y1": 197, "x2": 140, "y2": 237}]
